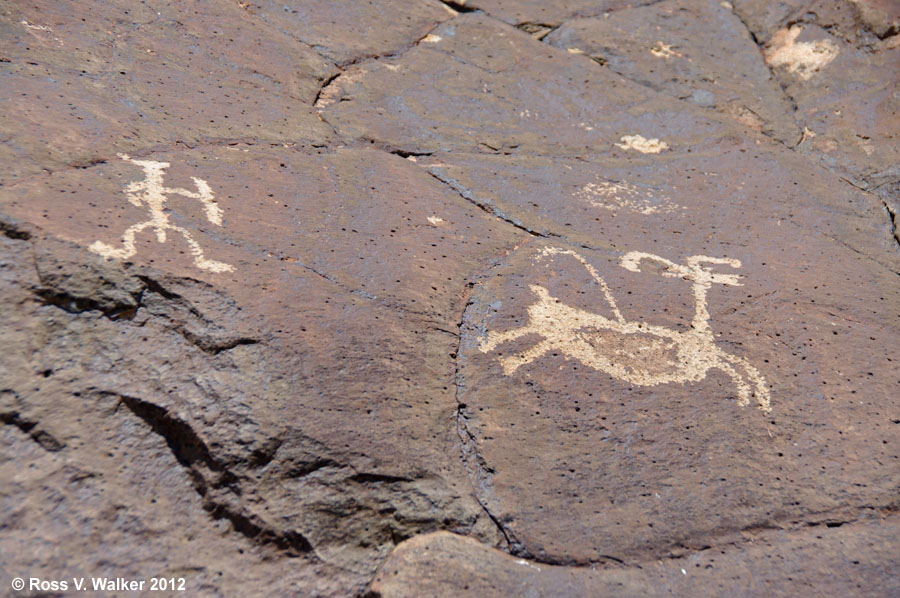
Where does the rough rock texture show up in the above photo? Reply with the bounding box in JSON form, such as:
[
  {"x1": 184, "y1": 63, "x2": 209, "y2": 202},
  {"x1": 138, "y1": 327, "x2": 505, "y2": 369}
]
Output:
[
  {"x1": 320, "y1": 14, "x2": 743, "y2": 155},
  {"x1": 1, "y1": 0, "x2": 898, "y2": 596},
  {"x1": 371, "y1": 523, "x2": 900, "y2": 597},
  {"x1": 544, "y1": 0, "x2": 801, "y2": 144},
  {"x1": 0, "y1": 0, "x2": 336, "y2": 187},
  {"x1": 447, "y1": 0, "x2": 659, "y2": 27},
  {"x1": 244, "y1": 0, "x2": 457, "y2": 65},
  {"x1": 733, "y1": 0, "x2": 897, "y2": 45},
  {"x1": 766, "y1": 26, "x2": 900, "y2": 201},
  {"x1": 0, "y1": 145, "x2": 520, "y2": 593},
  {"x1": 734, "y1": 1, "x2": 900, "y2": 205}
]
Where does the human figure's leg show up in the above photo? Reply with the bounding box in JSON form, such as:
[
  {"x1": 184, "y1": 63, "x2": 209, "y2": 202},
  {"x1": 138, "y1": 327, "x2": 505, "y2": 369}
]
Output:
[
  {"x1": 89, "y1": 220, "x2": 154, "y2": 260},
  {"x1": 172, "y1": 226, "x2": 234, "y2": 273}
]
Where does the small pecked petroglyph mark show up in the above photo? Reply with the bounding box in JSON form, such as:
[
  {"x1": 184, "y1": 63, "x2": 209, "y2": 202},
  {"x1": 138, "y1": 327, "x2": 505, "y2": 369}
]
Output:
[
  {"x1": 90, "y1": 154, "x2": 234, "y2": 273},
  {"x1": 20, "y1": 19, "x2": 63, "y2": 45},
  {"x1": 650, "y1": 42, "x2": 681, "y2": 59},
  {"x1": 615, "y1": 134, "x2": 669, "y2": 154},
  {"x1": 516, "y1": 559, "x2": 542, "y2": 572},
  {"x1": 764, "y1": 26, "x2": 838, "y2": 81},
  {"x1": 20, "y1": 20, "x2": 52, "y2": 31},
  {"x1": 574, "y1": 179, "x2": 683, "y2": 215},
  {"x1": 478, "y1": 247, "x2": 771, "y2": 413}
]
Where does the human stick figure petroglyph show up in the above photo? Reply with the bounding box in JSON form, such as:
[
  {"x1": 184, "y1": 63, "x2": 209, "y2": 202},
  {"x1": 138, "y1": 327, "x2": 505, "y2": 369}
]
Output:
[
  {"x1": 89, "y1": 154, "x2": 234, "y2": 273},
  {"x1": 478, "y1": 247, "x2": 771, "y2": 412}
]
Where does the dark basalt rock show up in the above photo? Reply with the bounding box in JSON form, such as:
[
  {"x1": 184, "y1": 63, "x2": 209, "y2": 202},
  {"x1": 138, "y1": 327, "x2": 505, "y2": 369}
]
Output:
[
  {"x1": 544, "y1": 0, "x2": 801, "y2": 144},
  {"x1": 1, "y1": 1, "x2": 897, "y2": 596}
]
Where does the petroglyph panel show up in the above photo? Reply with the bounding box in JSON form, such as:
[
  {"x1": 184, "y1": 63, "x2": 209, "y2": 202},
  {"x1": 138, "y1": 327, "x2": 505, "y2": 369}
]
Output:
[{"x1": 453, "y1": 233, "x2": 899, "y2": 566}]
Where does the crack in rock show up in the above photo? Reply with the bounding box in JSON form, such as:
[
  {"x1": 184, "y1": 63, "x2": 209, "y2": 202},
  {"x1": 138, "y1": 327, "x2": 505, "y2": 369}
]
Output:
[
  {"x1": 883, "y1": 200, "x2": 900, "y2": 249},
  {"x1": 0, "y1": 410, "x2": 65, "y2": 452},
  {"x1": 115, "y1": 392, "x2": 316, "y2": 556}
]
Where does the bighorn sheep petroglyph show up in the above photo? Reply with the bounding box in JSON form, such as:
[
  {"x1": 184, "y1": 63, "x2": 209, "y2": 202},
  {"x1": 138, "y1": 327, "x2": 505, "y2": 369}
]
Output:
[{"x1": 479, "y1": 247, "x2": 771, "y2": 412}]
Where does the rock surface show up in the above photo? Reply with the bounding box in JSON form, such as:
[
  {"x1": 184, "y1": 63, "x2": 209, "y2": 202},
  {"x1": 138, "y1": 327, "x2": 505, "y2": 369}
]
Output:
[
  {"x1": 244, "y1": 0, "x2": 457, "y2": 65},
  {"x1": 1, "y1": 0, "x2": 898, "y2": 597},
  {"x1": 371, "y1": 523, "x2": 900, "y2": 597},
  {"x1": 735, "y1": 1, "x2": 900, "y2": 205},
  {"x1": 545, "y1": 0, "x2": 800, "y2": 144},
  {"x1": 448, "y1": 0, "x2": 659, "y2": 27}
]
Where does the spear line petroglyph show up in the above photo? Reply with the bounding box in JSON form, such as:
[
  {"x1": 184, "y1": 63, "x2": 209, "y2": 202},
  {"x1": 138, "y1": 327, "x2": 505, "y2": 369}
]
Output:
[
  {"x1": 89, "y1": 154, "x2": 234, "y2": 273},
  {"x1": 478, "y1": 247, "x2": 771, "y2": 412}
]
